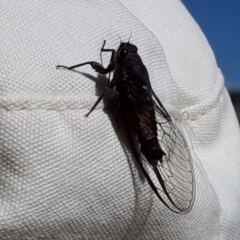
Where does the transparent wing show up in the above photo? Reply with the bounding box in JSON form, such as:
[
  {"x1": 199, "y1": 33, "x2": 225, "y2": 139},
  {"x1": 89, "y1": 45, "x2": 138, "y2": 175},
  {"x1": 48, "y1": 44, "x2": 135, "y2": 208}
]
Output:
[
  {"x1": 148, "y1": 91, "x2": 195, "y2": 212},
  {"x1": 126, "y1": 90, "x2": 195, "y2": 213}
]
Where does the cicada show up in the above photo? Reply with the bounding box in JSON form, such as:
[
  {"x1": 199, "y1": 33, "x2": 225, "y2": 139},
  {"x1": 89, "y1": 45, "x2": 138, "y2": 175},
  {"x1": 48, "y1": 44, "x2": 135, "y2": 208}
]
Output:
[{"x1": 57, "y1": 40, "x2": 195, "y2": 213}]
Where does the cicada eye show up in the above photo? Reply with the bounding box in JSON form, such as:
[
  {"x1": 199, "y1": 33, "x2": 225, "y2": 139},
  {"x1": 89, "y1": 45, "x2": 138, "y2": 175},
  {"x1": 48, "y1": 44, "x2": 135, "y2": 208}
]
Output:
[
  {"x1": 120, "y1": 48, "x2": 128, "y2": 57},
  {"x1": 133, "y1": 46, "x2": 138, "y2": 52}
]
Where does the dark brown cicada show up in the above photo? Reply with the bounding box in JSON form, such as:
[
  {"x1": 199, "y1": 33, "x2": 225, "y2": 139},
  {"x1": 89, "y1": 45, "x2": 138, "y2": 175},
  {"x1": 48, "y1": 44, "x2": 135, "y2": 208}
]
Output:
[{"x1": 57, "y1": 40, "x2": 195, "y2": 213}]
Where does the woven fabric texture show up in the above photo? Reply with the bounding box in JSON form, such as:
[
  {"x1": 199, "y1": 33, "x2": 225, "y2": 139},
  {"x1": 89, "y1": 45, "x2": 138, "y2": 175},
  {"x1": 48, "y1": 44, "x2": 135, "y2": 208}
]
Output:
[{"x1": 1, "y1": 0, "x2": 240, "y2": 239}]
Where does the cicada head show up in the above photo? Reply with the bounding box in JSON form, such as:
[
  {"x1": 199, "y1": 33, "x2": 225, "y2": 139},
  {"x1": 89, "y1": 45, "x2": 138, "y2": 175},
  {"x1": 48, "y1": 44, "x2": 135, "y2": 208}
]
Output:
[{"x1": 116, "y1": 42, "x2": 142, "y2": 67}]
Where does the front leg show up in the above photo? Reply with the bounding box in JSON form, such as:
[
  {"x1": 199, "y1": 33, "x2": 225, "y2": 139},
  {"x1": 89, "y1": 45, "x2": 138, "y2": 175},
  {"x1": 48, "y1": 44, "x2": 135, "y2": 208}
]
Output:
[
  {"x1": 100, "y1": 40, "x2": 116, "y2": 65},
  {"x1": 57, "y1": 40, "x2": 116, "y2": 75},
  {"x1": 56, "y1": 61, "x2": 115, "y2": 75}
]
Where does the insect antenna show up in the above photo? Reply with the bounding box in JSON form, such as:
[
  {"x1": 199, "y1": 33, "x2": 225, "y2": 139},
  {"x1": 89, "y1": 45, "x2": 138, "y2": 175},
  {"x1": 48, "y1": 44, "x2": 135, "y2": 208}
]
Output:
[
  {"x1": 128, "y1": 31, "x2": 132, "y2": 43},
  {"x1": 116, "y1": 34, "x2": 122, "y2": 44}
]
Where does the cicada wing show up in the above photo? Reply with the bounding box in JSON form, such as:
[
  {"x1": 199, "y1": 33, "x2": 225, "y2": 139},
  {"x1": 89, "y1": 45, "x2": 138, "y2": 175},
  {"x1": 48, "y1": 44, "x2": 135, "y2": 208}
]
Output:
[
  {"x1": 154, "y1": 92, "x2": 195, "y2": 212},
  {"x1": 139, "y1": 91, "x2": 195, "y2": 212}
]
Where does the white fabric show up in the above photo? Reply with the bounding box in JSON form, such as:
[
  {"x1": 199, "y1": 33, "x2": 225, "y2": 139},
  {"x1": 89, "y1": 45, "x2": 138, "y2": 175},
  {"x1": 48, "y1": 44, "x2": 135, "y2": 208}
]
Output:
[{"x1": 1, "y1": 0, "x2": 240, "y2": 239}]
